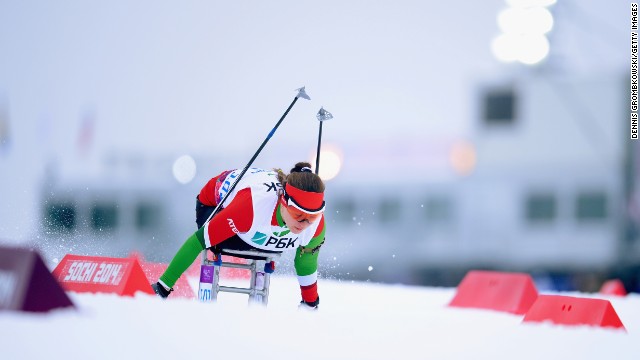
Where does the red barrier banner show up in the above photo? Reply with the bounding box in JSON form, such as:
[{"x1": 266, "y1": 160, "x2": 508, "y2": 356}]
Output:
[
  {"x1": 448, "y1": 270, "x2": 539, "y2": 315},
  {"x1": 52, "y1": 254, "x2": 154, "y2": 297},
  {"x1": 0, "y1": 245, "x2": 75, "y2": 312},
  {"x1": 126, "y1": 252, "x2": 195, "y2": 299},
  {"x1": 139, "y1": 261, "x2": 195, "y2": 299},
  {"x1": 599, "y1": 279, "x2": 627, "y2": 297},
  {"x1": 523, "y1": 295, "x2": 626, "y2": 330}
]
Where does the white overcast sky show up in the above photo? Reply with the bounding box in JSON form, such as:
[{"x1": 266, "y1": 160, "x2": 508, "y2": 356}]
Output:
[
  {"x1": 0, "y1": 0, "x2": 626, "y2": 161},
  {"x1": 0, "y1": 1, "x2": 628, "y2": 242}
]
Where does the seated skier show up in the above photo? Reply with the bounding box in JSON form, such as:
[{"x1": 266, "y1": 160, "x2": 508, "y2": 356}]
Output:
[{"x1": 152, "y1": 162, "x2": 325, "y2": 309}]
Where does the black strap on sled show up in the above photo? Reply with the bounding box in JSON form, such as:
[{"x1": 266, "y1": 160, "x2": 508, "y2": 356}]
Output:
[{"x1": 298, "y1": 239, "x2": 325, "y2": 257}]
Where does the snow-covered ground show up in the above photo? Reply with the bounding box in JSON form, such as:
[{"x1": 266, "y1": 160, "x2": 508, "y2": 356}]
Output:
[{"x1": 1, "y1": 275, "x2": 637, "y2": 360}]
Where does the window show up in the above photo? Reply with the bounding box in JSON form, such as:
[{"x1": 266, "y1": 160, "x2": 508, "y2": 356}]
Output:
[
  {"x1": 91, "y1": 203, "x2": 118, "y2": 231},
  {"x1": 333, "y1": 198, "x2": 356, "y2": 224},
  {"x1": 576, "y1": 192, "x2": 607, "y2": 221},
  {"x1": 526, "y1": 194, "x2": 556, "y2": 222},
  {"x1": 45, "y1": 203, "x2": 76, "y2": 231},
  {"x1": 483, "y1": 89, "x2": 516, "y2": 125},
  {"x1": 378, "y1": 198, "x2": 401, "y2": 223},
  {"x1": 424, "y1": 197, "x2": 453, "y2": 224},
  {"x1": 136, "y1": 202, "x2": 160, "y2": 230}
]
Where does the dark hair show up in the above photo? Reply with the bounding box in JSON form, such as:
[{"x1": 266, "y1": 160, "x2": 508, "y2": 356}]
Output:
[{"x1": 274, "y1": 162, "x2": 325, "y2": 193}]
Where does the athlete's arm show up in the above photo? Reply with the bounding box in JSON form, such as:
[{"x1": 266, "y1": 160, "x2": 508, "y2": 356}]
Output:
[
  {"x1": 198, "y1": 170, "x2": 232, "y2": 206},
  {"x1": 199, "y1": 188, "x2": 254, "y2": 248},
  {"x1": 294, "y1": 215, "x2": 325, "y2": 306}
]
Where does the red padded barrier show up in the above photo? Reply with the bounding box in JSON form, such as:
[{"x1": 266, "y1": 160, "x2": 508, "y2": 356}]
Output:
[
  {"x1": 599, "y1": 279, "x2": 627, "y2": 297},
  {"x1": 0, "y1": 245, "x2": 75, "y2": 312},
  {"x1": 128, "y1": 252, "x2": 194, "y2": 299},
  {"x1": 523, "y1": 295, "x2": 626, "y2": 330},
  {"x1": 448, "y1": 270, "x2": 538, "y2": 314},
  {"x1": 52, "y1": 254, "x2": 154, "y2": 297},
  {"x1": 138, "y1": 261, "x2": 195, "y2": 299}
]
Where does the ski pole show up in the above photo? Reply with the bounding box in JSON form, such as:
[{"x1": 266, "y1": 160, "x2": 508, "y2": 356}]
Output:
[
  {"x1": 314, "y1": 107, "x2": 333, "y2": 175},
  {"x1": 203, "y1": 86, "x2": 311, "y2": 226},
  {"x1": 197, "y1": 87, "x2": 310, "y2": 301},
  {"x1": 197, "y1": 87, "x2": 310, "y2": 303}
]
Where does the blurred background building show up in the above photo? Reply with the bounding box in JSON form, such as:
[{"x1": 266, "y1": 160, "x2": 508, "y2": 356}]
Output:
[{"x1": 0, "y1": 0, "x2": 636, "y2": 292}]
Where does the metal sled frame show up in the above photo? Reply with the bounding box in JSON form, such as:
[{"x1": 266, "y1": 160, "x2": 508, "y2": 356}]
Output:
[{"x1": 201, "y1": 249, "x2": 281, "y2": 305}]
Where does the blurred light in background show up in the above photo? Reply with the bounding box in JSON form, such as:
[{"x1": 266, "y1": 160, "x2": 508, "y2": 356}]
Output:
[
  {"x1": 449, "y1": 140, "x2": 477, "y2": 176},
  {"x1": 506, "y1": 0, "x2": 556, "y2": 7},
  {"x1": 311, "y1": 144, "x2": 343, "y2": 181},
  {"x1": 172, "y1": 155, "x2": 197, "y2": 184},
  {"x1": 498, "y1": 7, "x2": 553, "y2": 34},
  {"x1": 492, "y1": 0, "x2": 555, "y2": 65}
]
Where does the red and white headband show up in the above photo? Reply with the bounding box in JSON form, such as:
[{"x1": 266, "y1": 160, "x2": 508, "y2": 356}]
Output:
[{"x1": 283, "y1": 183, "x2": 325, "y2": 214}]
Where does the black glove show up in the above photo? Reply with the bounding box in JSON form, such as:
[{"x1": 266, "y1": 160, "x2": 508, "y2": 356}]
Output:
[
  {"x1": 298, "y1": 296, "x2": 319, "y2": 310},
  {"x1": 152, "y1": 282, "x2": 173, "y2": 299}
]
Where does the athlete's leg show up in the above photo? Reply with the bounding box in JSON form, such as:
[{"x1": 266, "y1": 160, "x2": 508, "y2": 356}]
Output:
[{"x1": 157, "y1": 227, "x2": 206, "y2": 291}]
